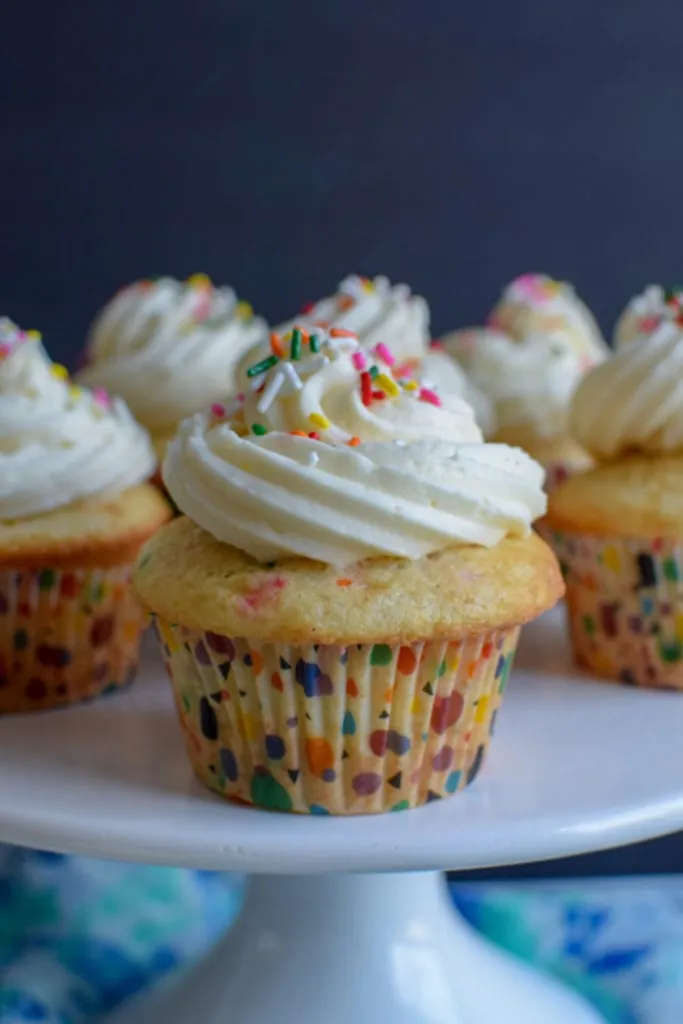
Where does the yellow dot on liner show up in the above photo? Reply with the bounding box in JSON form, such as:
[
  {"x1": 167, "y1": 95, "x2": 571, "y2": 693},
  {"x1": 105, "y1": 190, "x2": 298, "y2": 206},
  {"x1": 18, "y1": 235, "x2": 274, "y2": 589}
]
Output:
[
  {"x1": 675, "y1": 613, "x2": 683, "y2": 643},
  {"x1": 308, "y1": 412, "x2": 331, "y2": 430},
  {"x1": 375, "y1": 372, "x2": 400, "y2": 397},
  {"x1": 236, "y1": 300, "x2": 253, "y2": 319},
  {"x1": 474, "y1": 695, "x2": 489, "y2": 725},
  {"x1": 410, "y1": 696, "x2": 422, "y2": 715},
  {"x1": 186, "y1": 272, "x2": 211, "y2": 288},
  {"x1": 601, "y1": 545, "x2": 621, "y2": 573},
  {"x1": 50, "y1": 364, "x2": 69, "y2": 380},
  {"x1": 402, "y1": 380, "x2": 418, "y2": 391}
]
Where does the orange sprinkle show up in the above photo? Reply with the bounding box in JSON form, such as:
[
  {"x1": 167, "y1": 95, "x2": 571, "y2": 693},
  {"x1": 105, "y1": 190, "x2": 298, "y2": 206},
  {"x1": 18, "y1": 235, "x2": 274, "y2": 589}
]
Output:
[
  {"x1": 347, "y1": 436, "x2": 361, "y2": 447},
  {"x1": 329, "y1": 326, "x2": 357, "y2": 338},
  {"x1": 270, "y1": 332, "x2": 284, "y2": 357},
  {"x1": 336, "y1": 578, "x2": 353, "y2": 587},
  {"x1": 290, "y1": 430, "x2": 307, "y2": 436}
]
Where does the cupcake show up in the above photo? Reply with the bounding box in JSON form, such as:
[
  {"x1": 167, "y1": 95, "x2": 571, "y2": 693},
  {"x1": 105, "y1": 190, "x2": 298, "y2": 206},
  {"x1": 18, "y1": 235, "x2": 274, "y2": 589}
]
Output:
[
  {"x1": 78, "y1": 274, "x2": 268, "y2": 460},
  {"x1": 545, "y1": 321, "x2": 683, "y2": 689},
  {"x1": 613, "y1": 285, "x2": 683, "y2": 347},
  {"x1": 0, "y1": 319, "x2": 171, "y2": 712},
  {"x1": 441, "y1": 327, "x2": 594, "y2": 489},
  {"x1": 135, "y1": 326, "x2": 563, "y2": 814},
  {"x1": 489, "y1": 273, "x2": 608, "y2": 369}
]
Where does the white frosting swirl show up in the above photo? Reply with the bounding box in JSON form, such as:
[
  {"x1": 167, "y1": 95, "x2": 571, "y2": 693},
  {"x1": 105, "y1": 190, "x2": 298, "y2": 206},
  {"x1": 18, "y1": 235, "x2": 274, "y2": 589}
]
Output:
[
  {"x1": 418, "y1": 348, "x2": 496, "y2": 437},
  {"x1": 614, "y1": 285, "x2": 682, "y2": 348},
  {"x1": 0, "y1": 320, "x2": 156, "y2": 519},
  {"x1": 570, "y1": 322, "x2": 683, "y2": 459},
  {"x1": 442, "y1": 327, "x2": 583, "y2": 442},
  {"x1": 78, "y1": 276, "x2": 268, "y2": 434},
  {"x1": 164, "y1": 337, "x2": 546, "y2": 567},
  {"x1": 237, "y1": 274, "x2": 428, "y2": 388},
  {"x1": 489, "y1": 273, "x2": 608, "y2": 369}
]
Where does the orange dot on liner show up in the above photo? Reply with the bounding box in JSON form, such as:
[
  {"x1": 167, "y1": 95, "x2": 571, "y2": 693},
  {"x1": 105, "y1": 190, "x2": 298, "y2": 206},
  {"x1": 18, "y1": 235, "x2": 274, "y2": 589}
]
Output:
[
  {"x1": 346, "y1": 678, "x2": 359, "y2": 698},
  {"x1": 336, "y1": 578, "x2": 353, "y2": 587},
  {"x1": 250, "y1": 650, "x2": 264, "y2": 675},
  {"x1": 397, "y1": 647, "x2": 417, "y2": 675},
  {"x1": 347, "y1": 436, "x2": 361, "y2": 447},
  {"x1": 306, "y1": 737, "x2": 335, "y2": 776}
]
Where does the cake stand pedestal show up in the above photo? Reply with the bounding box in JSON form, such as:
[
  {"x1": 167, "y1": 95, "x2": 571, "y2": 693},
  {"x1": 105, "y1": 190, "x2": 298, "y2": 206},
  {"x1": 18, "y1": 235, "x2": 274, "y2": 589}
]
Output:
[{"x1": 1, "y1": 608, "x2": 683, "y2": 1023}]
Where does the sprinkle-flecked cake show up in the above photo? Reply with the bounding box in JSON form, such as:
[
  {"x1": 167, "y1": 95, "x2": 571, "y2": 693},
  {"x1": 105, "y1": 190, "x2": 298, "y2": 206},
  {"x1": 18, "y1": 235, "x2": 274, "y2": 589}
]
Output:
[
  {"x1": 0, "y1": 318, "x2": 171, "y2": 712},
  {"x1": 136, "y1": 325, "x2": 563, "y2": 814}
]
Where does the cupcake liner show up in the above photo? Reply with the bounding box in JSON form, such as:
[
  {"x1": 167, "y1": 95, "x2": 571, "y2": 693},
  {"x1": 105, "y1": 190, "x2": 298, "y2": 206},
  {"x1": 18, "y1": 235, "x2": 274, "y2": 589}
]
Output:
[
  {"x1": 0, "y1": 564, "x2": 146, "y2": 713},
  {"x1": 548, "y1": 529, "x2": 683, "y2": 689},
  {"x1": 152, "y1": 617, "x2": 520, "y2": 815}
]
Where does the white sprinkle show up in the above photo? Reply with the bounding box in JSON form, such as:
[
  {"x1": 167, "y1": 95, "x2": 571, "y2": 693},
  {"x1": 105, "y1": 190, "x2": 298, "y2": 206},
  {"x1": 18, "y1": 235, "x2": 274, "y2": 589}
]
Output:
[
  {"x1": 280, "y1": 362, "x2": 304, "y2": 395},
  {"x1": 325, "y1": 336, "x2": 358, "y2": 353},
  {"x1": 307, "y1": 451, "x2": 320, "y2": 468},
  {"x1": 249, "y1": 373, "x2": 266, "y2": 391},
  {"x1": 257, "y1": 370, "x2": 285, "y2": 413},
  {"x1": 297, "y1": 354, "x2": 330, "y2": 378}
]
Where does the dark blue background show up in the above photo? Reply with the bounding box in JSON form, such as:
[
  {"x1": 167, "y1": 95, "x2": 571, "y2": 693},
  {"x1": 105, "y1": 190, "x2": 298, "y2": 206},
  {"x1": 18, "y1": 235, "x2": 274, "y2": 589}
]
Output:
[{"x1": 2, "y1": 1, "x2": 681, "y2": 874}]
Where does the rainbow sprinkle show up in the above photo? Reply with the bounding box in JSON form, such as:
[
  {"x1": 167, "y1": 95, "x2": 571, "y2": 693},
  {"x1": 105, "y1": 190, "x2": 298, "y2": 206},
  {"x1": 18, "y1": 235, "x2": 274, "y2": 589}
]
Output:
[
  {"x1": 374, "y1": 343, "x2": 395, "y2": 366},
  {"x1": 251, "y1": 423, "x2": 268, "y2": 436},
  {"x1": 290, "y1": 328, "x2": 303, "y2": 361},
  {"x1": 308, "y1": 412, "x2": 331, "y2": 431},
  {"x1": 352, "y1": 351, "x2": 367, "y2": 371},
  {"x1": 419, "y1": 387, "x2": 442, "y2": 407}
]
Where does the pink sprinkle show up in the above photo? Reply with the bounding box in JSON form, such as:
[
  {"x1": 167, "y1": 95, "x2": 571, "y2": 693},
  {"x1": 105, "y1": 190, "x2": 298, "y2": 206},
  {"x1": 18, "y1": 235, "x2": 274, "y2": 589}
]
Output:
[
  {"x1": 374, "y1": 342, "x2": 395, "y2": 366},
  {"x1": 237, "y1": 393, "x2": 245, "y2": 402},
  {"x1": 639, "y1": 316, "x2": 660, "y2": 333},
  {"x1": 352, "y1": 351, "x2": 367, "y2": 371},
  {"x1": 211, "y1": 403, "x2": 225, "y2": 418},
  {"x1": 0, "y1": 343, "x2": 11, "y2": 359},
  {"x1": 92, "y1": 386, "x2": 111, "y2": 408},
  {"x1": 430, "y1": 339, "x2": 445, "y2": 350},
  {"x1": 419, "y1": 387, "x2": 442, "y2": 407}
]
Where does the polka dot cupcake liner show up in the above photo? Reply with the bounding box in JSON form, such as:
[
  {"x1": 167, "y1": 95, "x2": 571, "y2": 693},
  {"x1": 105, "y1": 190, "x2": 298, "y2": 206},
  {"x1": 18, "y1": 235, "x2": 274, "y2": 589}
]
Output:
[
  {"x1": 549, "y1": 530, "x2": 683, "y2": 689},
  {"x1": 152, "y1": 617, "x2": 520, "y2": 815},
  {"x1": 0, "y1": 564, "x2": 147, "y2": 713}
]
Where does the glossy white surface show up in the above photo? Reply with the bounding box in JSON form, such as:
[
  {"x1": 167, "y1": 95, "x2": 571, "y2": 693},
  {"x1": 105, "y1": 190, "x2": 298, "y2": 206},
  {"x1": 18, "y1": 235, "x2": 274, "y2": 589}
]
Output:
[
  {"x1": 107, "y1": 873, "x2": 604, "y2": 1024},
  {"x1": 0, "y1": 606, "x2": 682, "y2": 872}
]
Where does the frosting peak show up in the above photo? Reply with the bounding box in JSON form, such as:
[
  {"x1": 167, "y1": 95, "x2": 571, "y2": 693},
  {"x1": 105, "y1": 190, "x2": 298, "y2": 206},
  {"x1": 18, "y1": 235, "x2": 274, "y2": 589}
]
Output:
[
  {"x1": 614, "y1": 285, "x2": 683, "y2": 348},
  {"x1": 570, "y1": 322, "x2": 683, "y2": 459},
  {"x1": 78, "y1": 275, "x2": 268, "y2": 434},
  {"x1": 164, "y1": 326, "x2": 546, "y2": 567},
  {"x1": 0, "y1": 319, "x2": 156, "y2": 519}
]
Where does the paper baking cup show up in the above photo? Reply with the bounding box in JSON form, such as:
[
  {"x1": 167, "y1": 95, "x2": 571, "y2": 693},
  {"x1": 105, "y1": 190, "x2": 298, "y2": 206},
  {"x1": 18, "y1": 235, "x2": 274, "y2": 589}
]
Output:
[
  {"x1": 0, "y1": 564, "x2": 146, "y2": 713},
  {"x1": 549, "y1": 529, "x2": 683, "y2": 689},
  {"x1": 152, "y1": 618, "x2": 520, "y2": 815}
]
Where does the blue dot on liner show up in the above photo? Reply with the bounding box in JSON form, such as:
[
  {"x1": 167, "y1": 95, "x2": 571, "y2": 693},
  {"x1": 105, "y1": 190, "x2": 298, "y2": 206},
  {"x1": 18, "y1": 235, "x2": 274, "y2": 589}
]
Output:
[
  {"x1": 445, "y1": 771, "x2": 462, "y2": 794},
  {"x1": 219, "y1": 748, "x2": 239, "y2": 782},
  {"x1": 342, "y1": 710, "x2": 356, "y2": 735},
  {"x1": 309, "y1": 804, "x2": 330, "y2": 815},
  {"x1": 641, "y1": 597, "x2": 654, "y2": 616},
  {"x1": 495, "y1": 654, "x2": 506, "y2": 679},
  {"x1": 265, "y1": 735, "x2": 286, "y2": 760},
  {"x1": 322, "y1": 768, "x2": 336, "y2": 782}
]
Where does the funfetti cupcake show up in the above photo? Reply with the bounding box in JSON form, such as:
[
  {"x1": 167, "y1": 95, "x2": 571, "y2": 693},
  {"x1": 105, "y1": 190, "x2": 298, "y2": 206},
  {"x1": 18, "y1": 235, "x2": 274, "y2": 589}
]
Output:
[
  {"x1": 78, "y1": 274, "x2": 268, "y2": 461},
  {"x1": 0, "y1": 319, "x2": 171, "y2": 713},
  {"x1": 236, "y1": 274, "x2": 429, "y2": 390},
  {"x1": 489, "y1": 273, "x2": 608, "y2": 370},
  {"x1": 135, "y1": 325, "x2": 563, "y2": 815},
  {"x1": 613, "y1": 285, "x2": 683, "y2": 347},
  {"x1": 545, "y1": 321, "x2": 683, "y2": 690},
  {"x1": 441, "y1": 327, "x2": 593, "y2": 490}
]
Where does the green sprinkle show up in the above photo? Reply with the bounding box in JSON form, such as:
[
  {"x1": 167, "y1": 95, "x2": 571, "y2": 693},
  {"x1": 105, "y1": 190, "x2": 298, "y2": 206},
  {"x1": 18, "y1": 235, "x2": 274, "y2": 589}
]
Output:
[
  {"x1": 290, "y1": 327, "x2": 302, "y2": 361},
  {"x1": 309, "y1": 333, "x2": 320, "y2": 353},
  {"x1": 369, "y1": 365, "x2": 379, "y2": 379},
  {"x1": 252, "y1": 423, "x2": 268, "y2": 435},
  {"x1": 246, "y1": 354, "x2": 278, "y2": 378},
  {"x1": 38, "y1": 569, "x2": 56, "y2": 590},
  {"x1": 664, "y1": 557, "x2": 679, "y2": 582},
  {"x1": 582, "y1": 615, "x2": 595, "y2": 636}
]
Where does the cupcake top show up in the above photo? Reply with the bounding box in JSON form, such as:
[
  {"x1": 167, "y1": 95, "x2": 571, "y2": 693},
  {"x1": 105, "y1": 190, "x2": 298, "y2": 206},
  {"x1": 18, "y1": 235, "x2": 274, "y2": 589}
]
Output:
[
  {"x1": 442, "y1": 327, "x2": 585, "y2": 444},
  {"x1": 489, "y1": 273, "x2": 608, "y2": 368},
  {"x1": 0, "y1": 319, "x2": 155, "y2": 519},
  {"x1": 237, "y1": 274, "x2": 429, "y2": 389},
  {"x1": 613, "y1": 285, "x2": 683, "y2": 348},
  {"x1": 570, "y1": 321, "x2": 683, "y2": 460},
  {"x1": 78, "y1": 274, "x2": 268, "y2": 435},
  {"x1": 164, "y1": 326, "x2": 546, "y2": 567}
]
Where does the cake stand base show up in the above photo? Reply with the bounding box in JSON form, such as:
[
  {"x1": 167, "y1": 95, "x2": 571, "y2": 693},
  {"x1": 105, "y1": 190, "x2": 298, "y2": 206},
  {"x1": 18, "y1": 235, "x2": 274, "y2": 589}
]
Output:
[{"x1": 107, "y1": 872, "x2": 604, "y2": 1024}]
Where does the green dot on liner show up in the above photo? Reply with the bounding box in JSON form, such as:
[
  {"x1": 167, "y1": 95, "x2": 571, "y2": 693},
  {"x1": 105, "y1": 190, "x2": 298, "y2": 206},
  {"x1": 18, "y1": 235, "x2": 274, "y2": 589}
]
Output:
[
  {"x1": 13, "y1": 630, "x2": 29, "y2": 651},
  {"x1": 391, "y1": 800, "x2": 411, "y2": 812},
  {"x1": 38, "y1": 569, "x2": 56, "y2": 590},
  {"x1": 664, "y1": 557, "x2": 680, "y2": 582},
  {"x1": 251, "y1": 771, "x2": 294, "y2": 812},
  {"x1": 659, "y1": 640, "x2": 683, "y2": 664},
  {"x1": 370, "y1": 644, "x2": 393, "y2": 666},
  {"x1": 437, "y1": 660, "x2": 447, "y2": 677},
  {"x1": 582, "y1": 615, "x2": 596, "y2": 636}
]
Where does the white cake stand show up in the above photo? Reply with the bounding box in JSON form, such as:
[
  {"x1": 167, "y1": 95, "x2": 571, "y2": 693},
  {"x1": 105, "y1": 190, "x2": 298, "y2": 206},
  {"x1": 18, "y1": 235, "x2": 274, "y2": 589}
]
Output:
[{"x1": 2, "y1": 607, "x2": 683, "y2": 1024}]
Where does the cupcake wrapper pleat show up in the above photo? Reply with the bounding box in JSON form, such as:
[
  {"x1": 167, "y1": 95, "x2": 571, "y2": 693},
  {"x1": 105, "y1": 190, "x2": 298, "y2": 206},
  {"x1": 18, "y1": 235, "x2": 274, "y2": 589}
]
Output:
[
  {"x1": 153, "y1": 617, "x2": 520, "y2": 815},
  {"x1": 0, "y1": 565, "x2": 146, "y2": 713},
  {"x1": 548, "y1": 529, "x2": 683, "y2": 689}
]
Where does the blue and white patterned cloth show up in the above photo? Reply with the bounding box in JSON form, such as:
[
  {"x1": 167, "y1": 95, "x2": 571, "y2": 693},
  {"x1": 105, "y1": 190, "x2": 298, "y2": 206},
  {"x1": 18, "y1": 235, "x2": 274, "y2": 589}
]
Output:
[{"x1": 0, "y1": 848, "x2": 681, "y2": 1023}]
